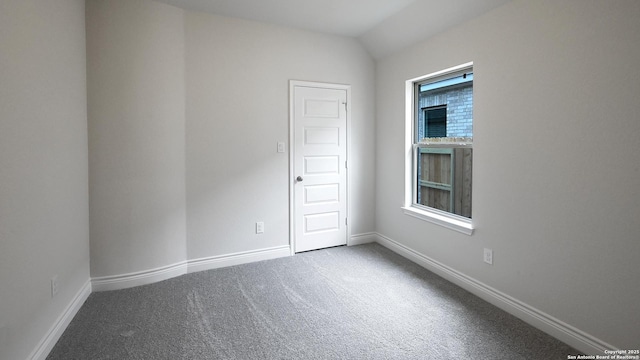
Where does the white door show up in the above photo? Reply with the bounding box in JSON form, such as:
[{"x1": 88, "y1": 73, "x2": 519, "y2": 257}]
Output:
[{"x1": 292, "y1": 83, "x2": 348, "y2": 253}]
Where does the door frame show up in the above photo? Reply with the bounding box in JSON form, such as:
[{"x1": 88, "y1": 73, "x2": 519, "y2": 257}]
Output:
[{"x1": 289, "y1": 80, "x2": 351, "y2": 255}]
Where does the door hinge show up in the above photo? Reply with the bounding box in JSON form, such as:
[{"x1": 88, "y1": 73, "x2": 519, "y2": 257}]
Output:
[
  {"x1": 342, "y1": 102, "x2": 347, "y2": 111},
  {"x1": 345, "y1": 161, "x2": 348, "y2": 169},
  {"x1": 345, "y1": 218, "x2": 348, "y2": 226}
]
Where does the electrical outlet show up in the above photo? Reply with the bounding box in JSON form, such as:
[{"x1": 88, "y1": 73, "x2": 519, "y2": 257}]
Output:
[
  {"x1": 256, "y1": 222, "x2": 264, "y2": 234},
  {"x1": 51, "y1": 276, "x2": 59, "y2": 297},
  {"x1": 483, "y1": 248, "x2": 493, "y2": 265}
]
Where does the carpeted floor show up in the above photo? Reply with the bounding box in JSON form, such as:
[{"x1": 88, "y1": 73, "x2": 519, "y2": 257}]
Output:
[{"x1": 47, "y1": 243, "x2": 577, "y2": 359}]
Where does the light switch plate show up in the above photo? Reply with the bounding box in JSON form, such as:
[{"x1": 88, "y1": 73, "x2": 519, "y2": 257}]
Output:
[
  {"x1": 51, "y1": 276, "x2": 59, "y2": 297},
  {"x1": 277, "y1": 142, "x2": 285, "y2": 153}
]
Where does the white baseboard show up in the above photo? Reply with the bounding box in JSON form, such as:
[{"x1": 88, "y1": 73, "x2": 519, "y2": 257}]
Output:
[
  {"x1": 92, "y1": 245, "x2": 292, "y2": 292},
  {"x1": 349, "y1": 232, "x2": 378, "y2": 246},
  {"x1": 42, "y1": 237, "x2": 612, "y2": 358},
  {"x1": 373, "y1": 232, "x2": 615, "y2": 355},
  {"x1": 29, "y1": 280, "x2": 91, "y2": 360},
  {"x1": 92, "y1": 261, "x2": 188, "y2": 292},
  {"x1": 188, "y1": 245, "x2": 291, "y2": 274}
]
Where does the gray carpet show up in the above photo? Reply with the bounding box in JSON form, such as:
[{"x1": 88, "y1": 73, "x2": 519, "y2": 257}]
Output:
[{"x1": 47, "y1": 243, "x2": 577, "y2": 359}]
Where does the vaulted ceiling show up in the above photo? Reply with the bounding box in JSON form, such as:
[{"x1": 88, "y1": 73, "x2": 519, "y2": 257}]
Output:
[{"x1": 153, "y1": 0, "x2": 512, "y2": 58}]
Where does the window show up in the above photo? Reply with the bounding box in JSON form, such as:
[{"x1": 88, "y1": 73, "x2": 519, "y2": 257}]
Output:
[
  {"x1": 424, "y1": 105, "x2": 447, "y2": 138},
  {"x1": 403, "y1": 63, "x2": 474, "y2": 235}
]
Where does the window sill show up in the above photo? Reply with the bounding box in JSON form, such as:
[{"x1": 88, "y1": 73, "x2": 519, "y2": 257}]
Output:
[{"x1": 402, "y1": 206, "x2": 474, "y2": 235}]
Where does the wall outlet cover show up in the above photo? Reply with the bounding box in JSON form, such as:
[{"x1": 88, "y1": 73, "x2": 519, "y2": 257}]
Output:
[{"x1": 483, "y1": 248, "x2": 493, "y2": 265}]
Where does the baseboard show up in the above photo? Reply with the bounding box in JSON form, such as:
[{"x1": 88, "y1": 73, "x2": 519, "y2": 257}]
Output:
[
  {"x1": 92, "y1": 245, "x2": 292, "y2": 292},
  {"x1": 373, "y1": 232, "x2": 615, "y2": 355},
  {"x1": 29, "y1": 280, "x2": 91, "y2": 360},
  {"x1": 92, "y1": 261, "x2": 188, "y2": 292},
  {"x1": 187, "y1": 245, "x2": 291, "y2": 274},
  {"x1": 35, "y1": 238, "x2": 613, "y2": 359},
  {"x1": 349, "y1": 232, "x2": 378, "y2": 246}
]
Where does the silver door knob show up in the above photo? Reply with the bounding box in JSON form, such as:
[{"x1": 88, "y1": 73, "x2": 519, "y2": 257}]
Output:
[{"x1": 296, "y1": 176, "x2": 303, "y2": 182}]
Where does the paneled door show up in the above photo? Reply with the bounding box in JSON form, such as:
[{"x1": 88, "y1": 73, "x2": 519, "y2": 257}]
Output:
[{"x1": 291, "y1": 82, "x2": 348, "y2": 253}]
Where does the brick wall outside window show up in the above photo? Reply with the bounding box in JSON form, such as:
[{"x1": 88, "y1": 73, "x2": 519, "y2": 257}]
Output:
[{"x1": 417, "y1": 84, "x2": 472, "y2": 139}]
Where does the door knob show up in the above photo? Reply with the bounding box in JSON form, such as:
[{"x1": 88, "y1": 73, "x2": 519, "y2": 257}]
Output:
[{"x1": 296, "y1": 176, "x2": 303, "y2": 182}]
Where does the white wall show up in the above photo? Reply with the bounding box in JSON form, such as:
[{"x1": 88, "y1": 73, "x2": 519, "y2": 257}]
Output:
[
  {"x1": 85, "y1": 0, "x2": 376, "y2": 276},
  {"x1": 375, "y1": 0, "x2": 640, "y2": 350},
  {"x1": 0, "y1": 0, "x2": 89, "y2": 358},
  {"x1": 1, "y1": 0, "x2": 635, "y2": 356},
  {"x1": 87, "y1": 0, "x2": 188, "y2": 277},
  {"x1": 185, "y1": 12, "x2": 376, "y2": 258}
]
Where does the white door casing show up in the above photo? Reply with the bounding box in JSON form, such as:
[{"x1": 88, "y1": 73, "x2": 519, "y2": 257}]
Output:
[{"x1": 290, "y1": 81, "x2": 349, "y2": 253}]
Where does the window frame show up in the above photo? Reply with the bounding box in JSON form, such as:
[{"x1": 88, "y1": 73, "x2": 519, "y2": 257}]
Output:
[{"x1": 403, "y1": 62, "x2": 474, "y2": 235}]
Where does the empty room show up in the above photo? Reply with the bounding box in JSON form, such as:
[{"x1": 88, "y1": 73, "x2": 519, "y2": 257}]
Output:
[{"x1": 1, "y1": 0, "x2": 638, "y2": 359}]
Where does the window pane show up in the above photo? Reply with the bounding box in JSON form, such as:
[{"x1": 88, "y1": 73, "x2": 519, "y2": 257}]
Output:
[
  {"x1": 417, "y1": 147, "x2": 472, "y2": 219},
  {"x1": 417, "y1": 73, "x2": 472, "y2": 140},
  {"x1": 413, "y1": 67, "x2": 473, "y2": 219}
]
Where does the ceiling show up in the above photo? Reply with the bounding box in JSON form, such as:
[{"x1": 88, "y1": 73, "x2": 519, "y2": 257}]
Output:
[{"x1": 153, "y1": 0, "x2": 512, "y2": 58}]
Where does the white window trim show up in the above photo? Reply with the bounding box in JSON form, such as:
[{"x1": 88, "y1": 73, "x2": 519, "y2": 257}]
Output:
[
  {"x1": 402, "y1": 206, "x2": 473, "y2": 235},
  {"x1": 404, "y1": 62, "x2": 474, "y2": 235}
]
